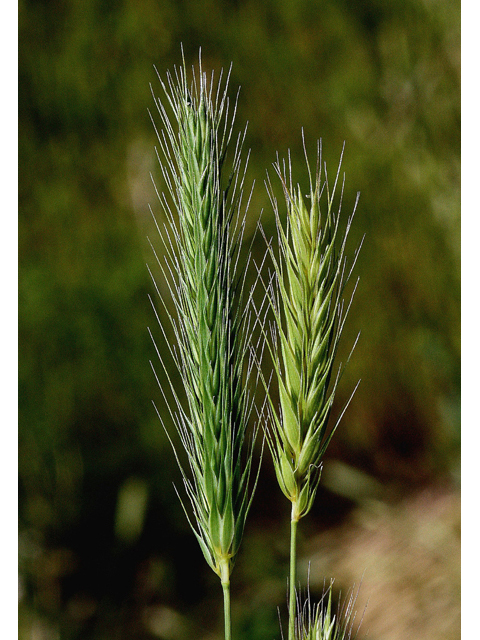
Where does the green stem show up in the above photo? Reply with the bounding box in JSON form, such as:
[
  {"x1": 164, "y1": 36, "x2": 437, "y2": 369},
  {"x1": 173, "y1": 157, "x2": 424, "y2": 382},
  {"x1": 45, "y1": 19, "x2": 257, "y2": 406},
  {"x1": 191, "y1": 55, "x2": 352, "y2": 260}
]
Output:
[
  {"x1": 220, "y1": 560, "x2": 232, "y2": 640},
  {"x1": 288, "y1": 507, "x2": 299, "y2": 640}
]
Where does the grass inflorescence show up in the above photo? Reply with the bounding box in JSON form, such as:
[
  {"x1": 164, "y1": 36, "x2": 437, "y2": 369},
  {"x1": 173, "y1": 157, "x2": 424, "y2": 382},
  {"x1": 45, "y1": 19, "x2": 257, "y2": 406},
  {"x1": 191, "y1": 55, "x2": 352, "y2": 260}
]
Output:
[
  {"x1": 148, "y1": 49, "x2": 259, "y2": 640},
  {"x1": 294, "y1": 581, "x2": 364, "y2": 640},
  {"x1": 261, "y1": 136, "x2": 362, "y2": 639},
  {"x1": 264, "y1": 137, "x2": 361, "y2": 522}
]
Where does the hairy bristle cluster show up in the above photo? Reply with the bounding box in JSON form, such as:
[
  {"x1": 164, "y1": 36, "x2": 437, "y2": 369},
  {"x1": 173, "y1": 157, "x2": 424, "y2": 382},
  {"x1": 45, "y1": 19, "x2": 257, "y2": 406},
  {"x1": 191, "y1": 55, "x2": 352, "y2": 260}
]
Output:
[
  {"x1": 294, "y1": 581, "x2": 363, "y2": 640},
  {"x1": 148, "y1": 50, "x2": 258, "y2": 584},
  {"x1": 264, "y1": 138, "x2": 361, "y2": 522}
]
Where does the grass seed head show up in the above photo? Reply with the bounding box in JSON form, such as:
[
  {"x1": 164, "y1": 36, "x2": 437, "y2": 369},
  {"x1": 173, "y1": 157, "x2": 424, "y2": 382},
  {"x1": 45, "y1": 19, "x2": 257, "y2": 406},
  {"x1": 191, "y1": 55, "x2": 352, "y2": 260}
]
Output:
[
  {"x1": 265, "y1": 139, "x2": 360, "y2": 521},
  {"x1": 293, "y1": 580, "x2": 364, "y2": 640},
  {"x1": 149, "y1": 49, "x2": 258, "y2": 581}
]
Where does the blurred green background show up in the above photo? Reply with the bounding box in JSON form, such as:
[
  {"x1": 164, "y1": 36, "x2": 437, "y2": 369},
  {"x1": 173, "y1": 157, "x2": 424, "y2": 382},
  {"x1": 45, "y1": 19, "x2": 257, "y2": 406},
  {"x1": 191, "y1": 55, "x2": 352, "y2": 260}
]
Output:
[{"x1": 19, "y1": 0, "x2": 460, "y2": 639}]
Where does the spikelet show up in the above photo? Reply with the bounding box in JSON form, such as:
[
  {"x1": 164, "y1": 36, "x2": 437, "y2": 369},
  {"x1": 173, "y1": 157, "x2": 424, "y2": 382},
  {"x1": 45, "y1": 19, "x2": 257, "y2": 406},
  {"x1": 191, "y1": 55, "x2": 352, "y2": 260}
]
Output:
[
  {"x1": 294, "y1": 581, "x2": 364, "y2": 640},
  {"x1": 264, "y1": 137, "x2": 361, "y2": 522},
  {"x1": 148, "y1": 49, "x2": 258, "y2": 584}
]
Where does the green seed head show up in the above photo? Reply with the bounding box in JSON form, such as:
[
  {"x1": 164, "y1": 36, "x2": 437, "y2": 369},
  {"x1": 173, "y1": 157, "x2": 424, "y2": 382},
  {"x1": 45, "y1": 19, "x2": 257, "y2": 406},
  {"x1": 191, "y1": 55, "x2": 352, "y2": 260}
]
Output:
[
  {"x1": 149, "y1": 50, "x2": 259, "y2": 581},
  {"x1": 265, "y1": 139, "x2": 361, "y2": 520},
  {"x1": 293, "y1": 581, "x2": 364, "y2": 640}
]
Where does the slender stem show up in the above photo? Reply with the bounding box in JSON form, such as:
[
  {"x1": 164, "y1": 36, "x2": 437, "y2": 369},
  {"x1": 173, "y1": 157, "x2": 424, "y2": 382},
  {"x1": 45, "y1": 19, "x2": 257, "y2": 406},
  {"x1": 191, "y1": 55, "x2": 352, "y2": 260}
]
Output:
[
  {"x1": 220, "y1": 560, "x2": 232, "y2": 640},
  {"x1": 288, "y1": 507, "x2": 299, "y2": 640}
]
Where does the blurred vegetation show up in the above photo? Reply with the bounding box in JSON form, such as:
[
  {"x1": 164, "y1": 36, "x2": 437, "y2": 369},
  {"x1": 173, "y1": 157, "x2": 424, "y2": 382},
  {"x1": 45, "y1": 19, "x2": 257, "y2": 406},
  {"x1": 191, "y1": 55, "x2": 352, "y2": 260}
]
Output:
[{"x1": 19, "y1": 0, "x2": 460, "y2": 639}]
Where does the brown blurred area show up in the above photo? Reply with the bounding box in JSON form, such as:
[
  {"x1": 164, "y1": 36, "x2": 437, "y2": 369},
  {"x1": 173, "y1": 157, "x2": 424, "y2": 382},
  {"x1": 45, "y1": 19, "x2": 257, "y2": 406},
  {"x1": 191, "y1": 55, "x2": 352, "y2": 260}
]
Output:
[{"x1": 19, "y1": 0, "x2": 460, "y2": 638}]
